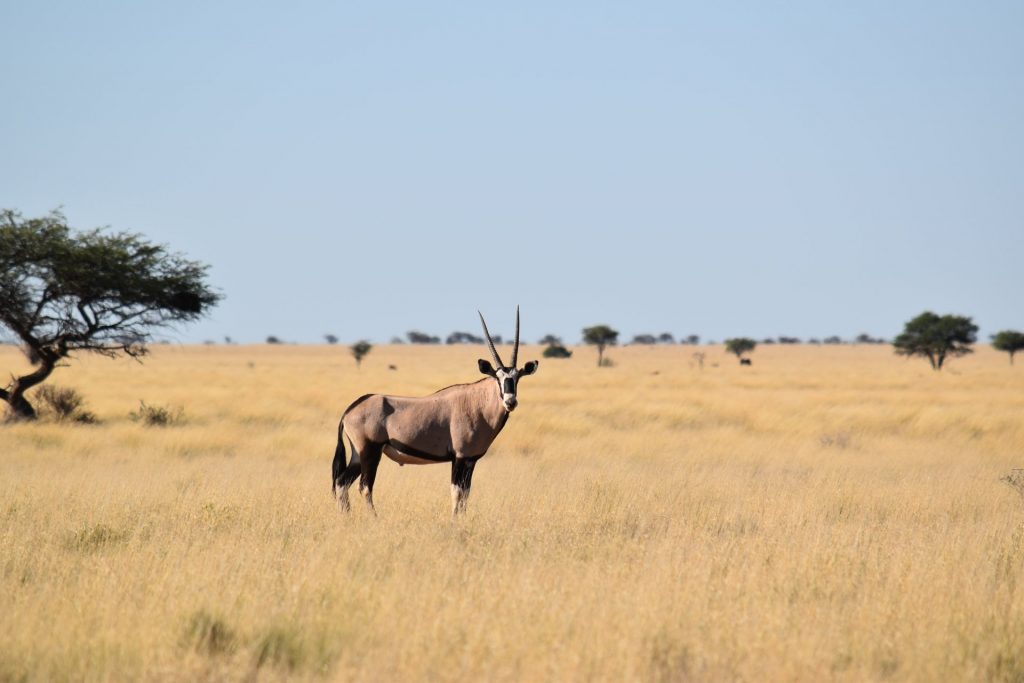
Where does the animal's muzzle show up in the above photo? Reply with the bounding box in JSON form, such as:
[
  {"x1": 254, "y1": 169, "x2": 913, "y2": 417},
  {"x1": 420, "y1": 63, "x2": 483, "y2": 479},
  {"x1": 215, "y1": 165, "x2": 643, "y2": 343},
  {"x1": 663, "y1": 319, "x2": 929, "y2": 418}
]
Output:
[{"x1": 503, "y1": 397, "x2": 518, "y2": 411}]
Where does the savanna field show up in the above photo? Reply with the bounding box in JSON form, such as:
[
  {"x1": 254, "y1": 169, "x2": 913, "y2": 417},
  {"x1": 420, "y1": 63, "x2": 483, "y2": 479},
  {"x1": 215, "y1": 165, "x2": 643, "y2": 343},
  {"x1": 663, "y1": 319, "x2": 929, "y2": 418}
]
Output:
[{"x1": 2, "y1": 343, "x2": 1023, "y2": 682}]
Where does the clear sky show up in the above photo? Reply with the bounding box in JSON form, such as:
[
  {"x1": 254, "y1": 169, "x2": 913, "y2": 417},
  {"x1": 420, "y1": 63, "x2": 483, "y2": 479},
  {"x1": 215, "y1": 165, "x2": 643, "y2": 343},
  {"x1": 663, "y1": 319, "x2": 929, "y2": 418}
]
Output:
[{"x1": 3, "y1": 1, "x2": 1021, "y2": 345}]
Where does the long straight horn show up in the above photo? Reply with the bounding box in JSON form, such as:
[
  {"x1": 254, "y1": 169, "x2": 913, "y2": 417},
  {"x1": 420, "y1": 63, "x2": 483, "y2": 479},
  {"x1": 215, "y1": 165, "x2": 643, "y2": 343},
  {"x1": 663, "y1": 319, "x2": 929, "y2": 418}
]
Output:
[
  {"x1": 510, "y1": 305, "x2": 520, "y2": 368},
  {"x1": 478, "y1": 311, "x2": 505, "y2": 368}
]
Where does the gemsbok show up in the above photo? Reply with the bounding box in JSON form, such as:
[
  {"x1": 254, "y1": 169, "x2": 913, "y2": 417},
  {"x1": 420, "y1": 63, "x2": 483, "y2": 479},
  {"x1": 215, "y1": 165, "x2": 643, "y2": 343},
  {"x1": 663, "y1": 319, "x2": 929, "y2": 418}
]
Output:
[{"x1": 332, "y1": 308, "x2": 539, "y2": 515}]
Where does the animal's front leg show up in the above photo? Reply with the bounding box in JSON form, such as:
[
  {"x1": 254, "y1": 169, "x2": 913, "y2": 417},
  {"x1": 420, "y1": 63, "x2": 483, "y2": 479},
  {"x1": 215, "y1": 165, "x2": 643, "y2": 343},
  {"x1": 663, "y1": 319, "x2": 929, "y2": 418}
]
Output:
[{"x1": 450, "y1": 458, "x2": 476, "y2": 516}]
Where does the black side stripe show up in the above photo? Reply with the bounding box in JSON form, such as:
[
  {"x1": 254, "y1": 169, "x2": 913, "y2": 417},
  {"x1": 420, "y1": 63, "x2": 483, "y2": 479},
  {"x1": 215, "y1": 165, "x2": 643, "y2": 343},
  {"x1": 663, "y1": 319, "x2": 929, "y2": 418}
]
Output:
[{"x1": 387, "y1": 439, "x2": 453, "y2": 463}]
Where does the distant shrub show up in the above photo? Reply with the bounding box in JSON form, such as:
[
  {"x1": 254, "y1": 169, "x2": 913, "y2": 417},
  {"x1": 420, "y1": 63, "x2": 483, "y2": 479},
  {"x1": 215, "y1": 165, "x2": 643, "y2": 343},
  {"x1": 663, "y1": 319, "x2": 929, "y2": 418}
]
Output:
[
  {"x1": 266, "y1": 335, "x2": 282, "y2": 344},
  {"x1": 182, "y1": 610, "x2": 237, "y2": 656},
  {"x1": 130, "y1": 401, "x2": 185, "y2": 427},
  {"x1": 543, "y1": 344, "x2": 572, "y2": 359},
  {"x1": 599, "y1": 356, "x2": 616, "y2": 368},
  {"x1": 34, "y1": 385, "x2": 97, "y2": 424}
]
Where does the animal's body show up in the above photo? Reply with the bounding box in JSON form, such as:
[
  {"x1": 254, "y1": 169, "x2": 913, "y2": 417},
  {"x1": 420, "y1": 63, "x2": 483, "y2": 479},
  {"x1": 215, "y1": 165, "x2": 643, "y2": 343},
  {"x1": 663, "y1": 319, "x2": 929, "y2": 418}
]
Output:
[{"x1": 332, "y1": 309, "x2": 537, "y2": 515}]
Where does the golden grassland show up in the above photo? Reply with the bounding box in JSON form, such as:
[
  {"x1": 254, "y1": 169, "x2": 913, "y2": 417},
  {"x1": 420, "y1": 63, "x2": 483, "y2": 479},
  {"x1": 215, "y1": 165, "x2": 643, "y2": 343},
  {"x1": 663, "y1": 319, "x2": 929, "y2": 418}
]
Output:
[{"x1": 2, "y1": 342, "x2": 1024, "y2": 682}]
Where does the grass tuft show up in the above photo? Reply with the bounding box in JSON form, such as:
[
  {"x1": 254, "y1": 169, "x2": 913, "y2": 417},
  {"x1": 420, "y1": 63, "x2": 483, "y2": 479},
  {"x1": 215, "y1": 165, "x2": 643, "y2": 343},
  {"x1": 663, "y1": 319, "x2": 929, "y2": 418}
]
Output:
[
  {"x1": 181, "y1": 609, "x2": 237, "y2": 656},
  {"x1": 253, "y1": 624, "x2": 305, "y2": 671},
  {"x1": 64, "y1": 523, "x2": 130, "y2": 552},
  {"x1": 129, "y1": 400, "x2": 185, "y2": 427}
]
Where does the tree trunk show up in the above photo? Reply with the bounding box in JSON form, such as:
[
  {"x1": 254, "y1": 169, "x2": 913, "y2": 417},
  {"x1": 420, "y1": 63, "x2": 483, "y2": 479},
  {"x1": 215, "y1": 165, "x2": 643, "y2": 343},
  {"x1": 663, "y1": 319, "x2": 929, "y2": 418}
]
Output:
[
  {"x1": 597, "y1": 344, "x2": 604, "y2": 368},
  {"x1": 1, "y1": 359, "x2": 56, "y2": 421},
  {"x1": 1011, "y1": 351, "x2": 1015, "y2": 366}
]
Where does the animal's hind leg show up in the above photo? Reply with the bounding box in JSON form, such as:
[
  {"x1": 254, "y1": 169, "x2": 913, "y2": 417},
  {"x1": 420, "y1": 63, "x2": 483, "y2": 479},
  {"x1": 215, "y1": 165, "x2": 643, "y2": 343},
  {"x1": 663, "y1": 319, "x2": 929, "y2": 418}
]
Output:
[
  {"x1": 336, "y1": 437, "x2": 361, "y2": 512},
  {"x1": 359, "y1": 443, "x2": 383, "y2": 514}
]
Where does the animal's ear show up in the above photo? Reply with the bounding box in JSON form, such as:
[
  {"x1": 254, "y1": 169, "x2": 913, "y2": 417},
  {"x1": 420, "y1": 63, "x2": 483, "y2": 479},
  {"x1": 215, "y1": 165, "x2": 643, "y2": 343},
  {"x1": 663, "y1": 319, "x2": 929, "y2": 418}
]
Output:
[
  {"x1": 520, "y1": 360, "x2": 539, "y2": 376},
  {"x1": 478, "y1": 359, "x2": 497, "y2": 376}
]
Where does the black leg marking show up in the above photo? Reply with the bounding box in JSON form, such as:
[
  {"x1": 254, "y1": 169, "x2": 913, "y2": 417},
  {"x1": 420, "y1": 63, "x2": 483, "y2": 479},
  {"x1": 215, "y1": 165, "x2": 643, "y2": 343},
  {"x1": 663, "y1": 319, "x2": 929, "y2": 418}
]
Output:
[
  {"x1": 450, "y1": 458, "x2": 477, "y2": 515},
  {"x1": 359, "y1": 443, "x2": 384, "y2": 513},
  {"x1": 336, "y1": 436, "x2": 363, "y2": 512}
]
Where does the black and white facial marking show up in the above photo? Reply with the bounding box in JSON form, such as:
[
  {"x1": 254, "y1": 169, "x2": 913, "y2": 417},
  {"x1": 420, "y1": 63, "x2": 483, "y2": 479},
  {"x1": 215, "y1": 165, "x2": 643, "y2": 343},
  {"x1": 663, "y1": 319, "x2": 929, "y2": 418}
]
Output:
[
  {"x1": 477, "y1": 307, "x2": 537, "y2": 412},
  {"x1": 478, "y1": 359, "x2": 539, "y2": 412}
]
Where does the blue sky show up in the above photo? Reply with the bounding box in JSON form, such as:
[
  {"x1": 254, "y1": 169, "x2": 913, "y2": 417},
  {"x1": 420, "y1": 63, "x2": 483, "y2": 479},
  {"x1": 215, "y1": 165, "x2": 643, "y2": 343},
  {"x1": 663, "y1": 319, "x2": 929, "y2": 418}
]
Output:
[{"x1": 2, "y1": 1, "x2": 1021, "y2": 344}]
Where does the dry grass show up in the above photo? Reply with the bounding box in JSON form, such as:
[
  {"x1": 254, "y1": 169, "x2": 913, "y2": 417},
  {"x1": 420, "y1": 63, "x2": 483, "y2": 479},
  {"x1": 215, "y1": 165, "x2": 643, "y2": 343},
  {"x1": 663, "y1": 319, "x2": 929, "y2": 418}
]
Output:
[{"x1": 1, "y1": 342, "x2": 1023, "y2": 682}]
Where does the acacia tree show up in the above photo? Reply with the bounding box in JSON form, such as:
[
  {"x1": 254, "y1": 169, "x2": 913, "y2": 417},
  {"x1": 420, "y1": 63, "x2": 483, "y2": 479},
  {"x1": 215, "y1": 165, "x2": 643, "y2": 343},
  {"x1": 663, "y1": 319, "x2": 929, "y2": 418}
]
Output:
[
  {"x1": 350, "y1": 340, "x2": 372, "y2": 369},
  {"x1": 992, "y1": 330, "x2": 1024, "y2": 366},
  {"x1": 582, "y1": 325, "x2": 618, "y2": 367},
  {"x1": 0, "y1": 209, "x2": 220, "y2": 420},
  {"x1": 724, "y1": 337, "x2": 756, "y2": 362},
  {"x1": 893, "y1": 311, "x2": 977, "y2": 370}
]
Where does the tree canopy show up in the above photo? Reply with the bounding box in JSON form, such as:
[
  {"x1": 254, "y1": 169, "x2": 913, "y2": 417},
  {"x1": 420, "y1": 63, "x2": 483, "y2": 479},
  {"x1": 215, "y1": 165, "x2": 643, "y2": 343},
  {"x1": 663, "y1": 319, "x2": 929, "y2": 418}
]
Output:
[
  {"x1": 724, "y1": 338, "x2": 757, "y2": 360},
  {"x1": 350, "y1": 340, "x2": 372, "y2": 368},
  {"x1": 892, "y1": 311, "x2": 977, "y2": 370},
  {"x1": 446, "y1": 331, "x2": 483, "y2": 345},
  {"x1": 0, "y1": 209, "x2": 220, "y2": 419},
  {"x1": 407, "y1": 330, "x2": 440, "y2": 344},
  {"x1": 992, "y1": 330, "x2": 1024, "y2": 365},
  {"x1": 582, "y1": 325, "x2": 618, "y2": 367}
]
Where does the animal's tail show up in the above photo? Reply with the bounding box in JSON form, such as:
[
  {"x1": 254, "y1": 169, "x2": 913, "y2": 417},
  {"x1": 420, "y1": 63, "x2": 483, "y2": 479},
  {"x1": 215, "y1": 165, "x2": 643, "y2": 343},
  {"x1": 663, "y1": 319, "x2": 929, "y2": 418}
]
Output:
[{"x1": 331, "y1": 424, "x2": 347, "y2": 495}]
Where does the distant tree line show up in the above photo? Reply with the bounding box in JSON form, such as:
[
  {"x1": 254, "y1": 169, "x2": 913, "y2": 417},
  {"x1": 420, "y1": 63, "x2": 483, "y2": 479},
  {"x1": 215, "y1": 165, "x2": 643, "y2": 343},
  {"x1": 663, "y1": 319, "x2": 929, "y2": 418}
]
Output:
[{"x1": 153, "y1": 316, "x2": 1024, "y2": 378}]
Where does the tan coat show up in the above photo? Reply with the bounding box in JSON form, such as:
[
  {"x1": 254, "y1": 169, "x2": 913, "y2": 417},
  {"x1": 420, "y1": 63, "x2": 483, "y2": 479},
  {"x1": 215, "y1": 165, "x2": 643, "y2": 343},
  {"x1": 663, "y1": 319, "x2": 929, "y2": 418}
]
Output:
[{"x1": 342, "y1": 378, "x2": 509, "y2": 464}]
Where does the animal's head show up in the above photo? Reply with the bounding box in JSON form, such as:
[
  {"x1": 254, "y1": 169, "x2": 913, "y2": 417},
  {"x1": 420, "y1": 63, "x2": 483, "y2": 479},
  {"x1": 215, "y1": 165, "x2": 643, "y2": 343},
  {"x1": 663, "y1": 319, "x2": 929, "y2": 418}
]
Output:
[{"x1": 477, "y1": 307, "x2": 539, "y2": 412}]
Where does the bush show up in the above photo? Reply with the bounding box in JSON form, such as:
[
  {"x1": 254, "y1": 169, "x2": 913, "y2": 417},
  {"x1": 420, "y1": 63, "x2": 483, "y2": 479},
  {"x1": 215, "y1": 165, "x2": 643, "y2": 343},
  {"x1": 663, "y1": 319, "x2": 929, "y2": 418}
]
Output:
[
  {"x1": 34, "y1": 385, "x2": 97, "y2": 423},
  {"x1": 543, "y1": 344, "x2": 572, "y2": 359},
  {"x1": 129, "y1": 401, "x2": 185, "y2": 427}
]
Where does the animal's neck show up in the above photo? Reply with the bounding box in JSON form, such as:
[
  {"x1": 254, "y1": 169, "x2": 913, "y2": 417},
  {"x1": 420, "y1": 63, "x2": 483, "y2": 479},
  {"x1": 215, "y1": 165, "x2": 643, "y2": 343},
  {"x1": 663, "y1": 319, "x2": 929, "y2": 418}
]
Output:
[{"x1": 472, "y1": 378, "x2": 508, "y2": 432}]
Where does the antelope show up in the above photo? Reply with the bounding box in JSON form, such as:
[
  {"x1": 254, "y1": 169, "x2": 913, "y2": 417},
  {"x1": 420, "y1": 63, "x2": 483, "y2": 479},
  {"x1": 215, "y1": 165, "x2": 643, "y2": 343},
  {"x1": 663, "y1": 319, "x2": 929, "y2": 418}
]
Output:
[{"x1": 332, "y1": 308, "x2": 539, "y2": 515}]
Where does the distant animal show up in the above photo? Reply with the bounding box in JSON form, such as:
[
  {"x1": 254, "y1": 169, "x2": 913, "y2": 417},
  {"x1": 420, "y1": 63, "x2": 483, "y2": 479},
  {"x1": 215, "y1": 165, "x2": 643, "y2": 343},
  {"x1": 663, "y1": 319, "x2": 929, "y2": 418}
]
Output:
[
  {"x1": 740, "y1": 358, "x2": 752, "y2": 366},
  {"x1": 332, "y1": 308, "x2": 539, "y2": 515},
  {"x1": 388, "y1": 364, "x2": 397, "y2": 371}
]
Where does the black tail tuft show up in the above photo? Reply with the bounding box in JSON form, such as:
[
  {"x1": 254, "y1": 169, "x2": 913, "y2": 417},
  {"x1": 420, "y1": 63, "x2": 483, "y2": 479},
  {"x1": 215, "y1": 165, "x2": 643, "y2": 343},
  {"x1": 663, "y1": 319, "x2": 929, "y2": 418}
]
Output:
[{"x1": 332, "y1": 431, "x2": 347, "y2": 495}]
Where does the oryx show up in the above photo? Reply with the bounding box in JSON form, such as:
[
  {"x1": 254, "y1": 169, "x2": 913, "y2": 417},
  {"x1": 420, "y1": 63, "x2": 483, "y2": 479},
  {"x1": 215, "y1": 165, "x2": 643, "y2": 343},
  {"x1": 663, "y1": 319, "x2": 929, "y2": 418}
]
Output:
[{"x1": 332, "y1": 308, "x2": 539, "y2": 515}]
